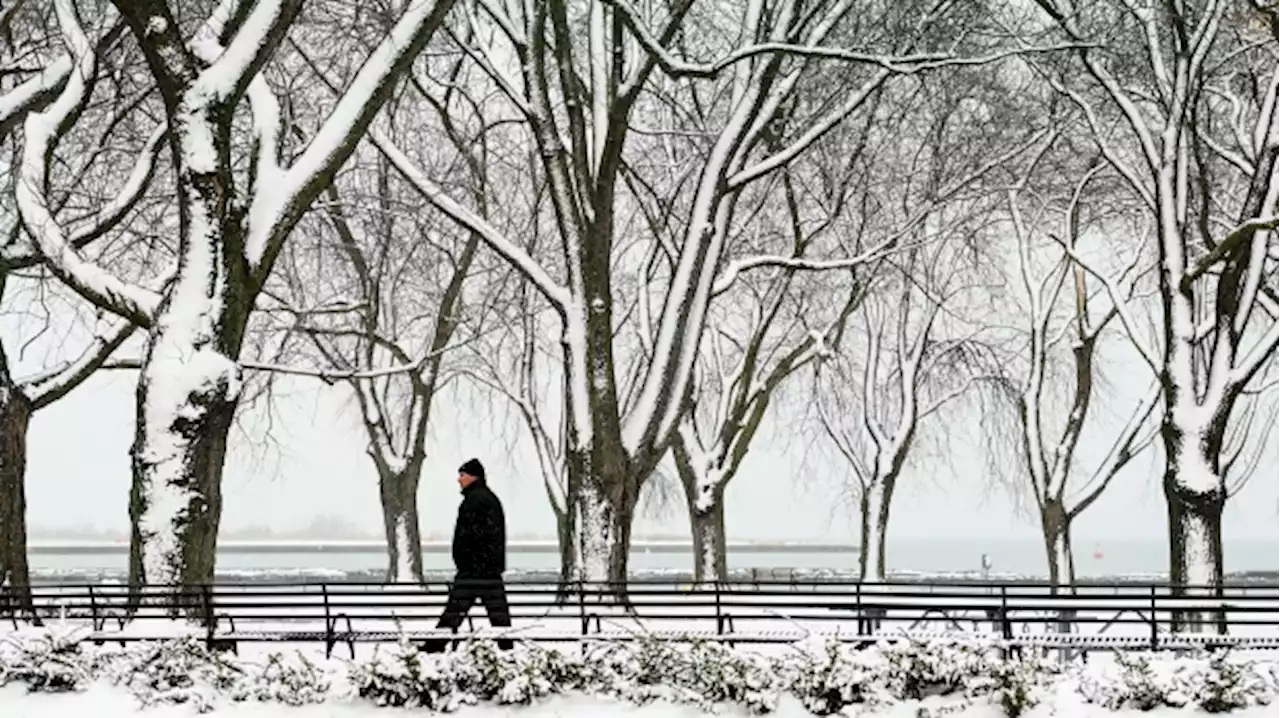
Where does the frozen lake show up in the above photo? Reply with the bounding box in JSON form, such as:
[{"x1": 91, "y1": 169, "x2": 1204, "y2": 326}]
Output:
[{"x1": 25, "y1": 537, "x2": 1278, "y2": 583}]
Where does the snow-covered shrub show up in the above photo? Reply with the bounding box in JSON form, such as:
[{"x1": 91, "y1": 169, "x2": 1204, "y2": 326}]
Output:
[
  {"x1": 683, "y1": 640, "x2": 781, "y2": 713},
  {"x1": 1074, "y1": 649, "x2": 1279, "y2": 714},
  {"x1": 1193, "y1": 651, "x2": 1275, "y2": 713},
  {"x1": 580, "y1": 637, "x2": 684, "y2": 704},
  {"x1": 232, "y1": 652, "x2": 332, "y2": 706},
  {"x1": 0, "y1": 624, "x2": 93, "y2": 692},
  {"x1": 454, "y1": 640, "x2": 580, "y2": 705},
  {"x1": 986, "y1": 653, "x2": 1060, "y2": 717},
  {"x1": 1258, "y1": 660, "x2": 1280, "y2": 692},
  {"x1": 579, "y1": 637, "x2": 779, "y2": 712},
  {"x1": 1076, "y1": 651, "x2": 1194, "y2": 710},
  {"x1": 349, "y1": 639, "x2": 585, "y2": 710},
  {"x1": 776, "y1": 640, "x2": 885, "y2": 715},
  {"x1": 104, "y1": 637, "x2": 243, "y2": 713},
  {"x1": 347, "y1": 639, "x2": 474, "y2": 710},
  {"x1": 879, "y1": 637, "x2": 996, "y2": 700}
]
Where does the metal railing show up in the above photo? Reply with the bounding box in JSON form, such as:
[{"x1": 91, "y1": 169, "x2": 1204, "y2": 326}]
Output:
[{"x1": 3, "y1": 579, "x2": 1276, "y2": 658}]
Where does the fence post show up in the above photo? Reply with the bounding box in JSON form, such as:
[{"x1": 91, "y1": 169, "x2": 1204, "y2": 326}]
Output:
[
  {"x1": 855, "y1": 583, "x2": 863, "y2": 636},
  {"x1": 88, "y1": 585, "x2": 99, "y2": 630},
  {"x1": 322, "y1": 584, "x2": 333, "y2": 659},
  {"x1": 999, "y1": 586, "x2": 1012, "y2": 640},
  {"x1": 714, "y1": 582, "x2": 723, "y2": 635},
  {"x1": 202, "y1": 585, "x2": 214, "y2": 649},
  {"x1": 1150, "y1": 585, "x2": 1158, "y2": 651}
]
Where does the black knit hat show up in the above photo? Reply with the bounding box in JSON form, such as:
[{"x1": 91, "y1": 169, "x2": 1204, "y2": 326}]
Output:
[{"x1": 458, "y1": 458, "x2": 485, "y2": 480}]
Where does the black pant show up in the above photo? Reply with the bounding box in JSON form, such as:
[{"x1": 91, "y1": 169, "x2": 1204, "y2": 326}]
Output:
[{"x1": 421, "y1": 577, "x2": 513, "y2": 652}]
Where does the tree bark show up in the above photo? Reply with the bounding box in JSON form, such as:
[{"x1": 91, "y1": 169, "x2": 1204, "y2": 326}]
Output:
[
  {"x1": 858, "y1": 480, "x2": 894, "y2": 580},
  {"x1": 378, "y1": 465, "x2": 424, "y2": 583},
  {"x1": 553, "y1": 497, "x2": 577, "y2": 600},
  {"x1": 688, "y1": 498, "x2": 727, "y2": 585},
  {"x1": 0, "y1": 386, "x2": 35, "y2": 622},
  {"x1": 1163, "y1": 434, "x2": 1226, "y2": 633},
  {"x1": 563, "y1": 276, "x2": 641, "y2": 599},
  {"x1": 672, "y1": 437, "x2": 729, "y2": 584},
  {"x1": 571, "y1": 455, "x2": 638, "y2": 600},
  {"x1": 1039, "y1": 498, "x2": 1077, "y2": 634},
  {"x1": 1040, "y1": 498, "x2": 1076, "y2": 592},
  {"x1": 128, "y1": 366, "x2": 238, "y2": 619},
  {"x1": 128, "y1": 287, "x2": 248, "y2": 621}
]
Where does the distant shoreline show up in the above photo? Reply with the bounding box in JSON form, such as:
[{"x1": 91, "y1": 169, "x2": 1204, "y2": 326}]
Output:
[{"x1": 26, "y1": 539, "x2": 855, "y2": 555}]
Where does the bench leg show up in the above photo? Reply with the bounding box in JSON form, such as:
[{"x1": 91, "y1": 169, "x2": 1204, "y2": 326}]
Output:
[{"x1": 207, "y1": 638, "x2": 237, "y2": 654}]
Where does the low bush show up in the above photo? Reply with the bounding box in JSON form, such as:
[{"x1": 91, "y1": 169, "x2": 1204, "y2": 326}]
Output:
[
  {"x1": 1, "y1": 626, "x2": 1276, "y2": 715},
  {"x1": 0, "y1": 625, "x2": 92, "y2": 692},
  {"x1": 1075, "y1": 650, "x2": 1277, "y2": 713}
]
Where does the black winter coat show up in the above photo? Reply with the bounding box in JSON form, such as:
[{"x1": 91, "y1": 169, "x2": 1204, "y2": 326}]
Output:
[{"x1": 451, "y1": 479, "x2": 506, "y2": 578}]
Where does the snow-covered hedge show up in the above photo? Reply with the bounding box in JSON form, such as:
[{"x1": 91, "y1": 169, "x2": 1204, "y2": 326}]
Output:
[
  {"x1": 0, "y1": 624, "x2": 93, "y2": 692},
  {"x1": 1, "y1": 625, "x2": 1276, "y2": 715},
  {"x1": 1, "y1": 628, "x2": 333, "y2": 713},
  {"x1": 1076, "y1": 650, "x2": 1279, "y2": 713}
]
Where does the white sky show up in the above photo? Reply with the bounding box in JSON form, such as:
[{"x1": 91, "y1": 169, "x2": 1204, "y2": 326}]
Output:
[{"x1": 19, "y1": 355, "x2": 1277, "y2": 545}]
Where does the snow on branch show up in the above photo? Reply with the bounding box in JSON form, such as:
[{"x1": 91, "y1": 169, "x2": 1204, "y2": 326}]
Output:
[
  {"x1": 185, "y1": 0, "x2": 298, "y2": 105},
  {"x1": 3, "y1": 125, "x2": 166, "y2": 270},
  {"x1": 1181, "y1": 215, "x2": 1279, "y2": 289},
  {"x1": 16, "y1": 1, "x2": 162, "y2": 326},
  {"x1": 19, "y1": 315, "x2": 137, "y2": 410},
  {"x1": 711, "y1": 237, "x2": 903, "y2": 296},
  {"x1": 14, "y1": 258, "x2": 174, "y2": 409},
  {"x1": 243, "y1": 0, "x2": 459, "y2": 274},
  {"x1": 0, "y1": 56, "x2": 70, "y2": 137},
  {"x1": 610, "y1": 0, "x2": 1085, "y2": 81},
  {"x1": 369, "y1": 127, "x2": 571, "y2": 310},
  {"x1": 181, "y1": 2, "x2": 284, "y2": 201},
  {"x1": 1050, "y1": 235, "x2": 1160, "y2": 377},
  {"x1": 1067, "y1": 382, "x2": 1162, "y2": 520},
  {"x1": 106, "y1": 346, "x2": 463, "y2": 385}
]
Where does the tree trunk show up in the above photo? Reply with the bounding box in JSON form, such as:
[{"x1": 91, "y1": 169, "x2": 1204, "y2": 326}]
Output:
[
  {"x1": 672, "y1": 440, "x2": 728, "y2": 584},
  {"x1": 0, "y1": 386, "x2": 36, "y2": 622},
  {"x1": 378, "y1": 466, "x2": 423, "y2": 583},
  {"x1": 857, "y1": 480, "x2": 892, "y2": 580},
  {"x1": 1039, "y1": 498, "x2": 1076, "y2": 635},
  {"x1": 554, "y1": 500, "x2": 577, "y2": 600},
  {"x1": 572, "y1": 464, "x2": 637, "y2": 600},
  {"x1": 688, "y1": 498, "x2": 727, "y2": 585},
  {"x1": 1163, "y1": 439, "x2": 1226, "y2": 633},
  {"x1": 128, "y1": 298, "x2": 246, "y2": 621},
  {"x1": 563, "y1": 295, "x2": 637, "y2": 601},
  {"x1": 1040, "y1": 498, "x2": 1075, "y2": 593}
]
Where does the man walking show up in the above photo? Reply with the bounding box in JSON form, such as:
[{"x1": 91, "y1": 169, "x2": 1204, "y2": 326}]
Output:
[{"x1": 424, "y1": 459, "x2": 513, "y2": 652}]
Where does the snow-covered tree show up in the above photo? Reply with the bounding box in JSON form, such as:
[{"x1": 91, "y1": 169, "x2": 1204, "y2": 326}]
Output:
[
  {"x1": 998, "y1": 137, "x2": 1160, "y2": 591},
  {"x1": 0, "y1": 9, "x2": 163, "y2": 617},
  {"x1": 1029, "y1": 0, "x2": 1278, "y2": 603},
  {"x1": 814, "y1": 240, "x2": 994, "y2": 581},
  {"x1": 268, "y1": 143, "x2": 508, "y2": 583},
  {"x1": 667, "y1": 140, "x2": 873, "y2": 584},
  {"x1": 324, "y1": 0, "x2": 1075, "y2": 594},
  {"x1": 17, "y1": 0, "x2": 457, "y2": 612}
]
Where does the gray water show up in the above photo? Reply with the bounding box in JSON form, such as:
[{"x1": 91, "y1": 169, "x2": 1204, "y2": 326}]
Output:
[{"x1": 26, "y1": 538, "x2": 1278, "y2": 583}]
